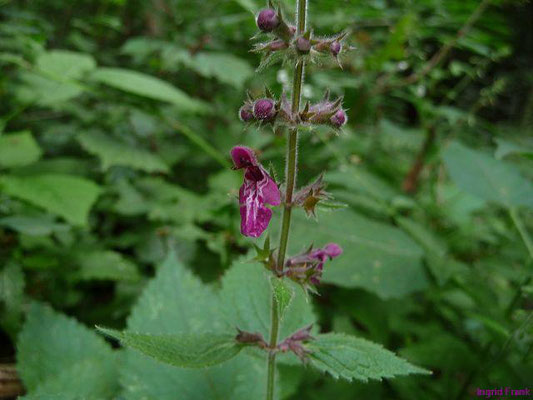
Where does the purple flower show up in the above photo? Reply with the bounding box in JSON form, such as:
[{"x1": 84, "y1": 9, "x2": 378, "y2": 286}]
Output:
[
  {"x1": 285, "y1": 243, "x2": 342, "y2": 285},
  {"x1": 256, "y1": 9, "x2": 279, "y2": 32},
  {"x1": 231, "y1": 146, "x2": 281, "y2": 238}
]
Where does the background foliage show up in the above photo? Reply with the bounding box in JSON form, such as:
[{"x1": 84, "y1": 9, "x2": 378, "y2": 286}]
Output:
[{"x1": 1, "y1": 0, "x2": 532, "y2": 398}]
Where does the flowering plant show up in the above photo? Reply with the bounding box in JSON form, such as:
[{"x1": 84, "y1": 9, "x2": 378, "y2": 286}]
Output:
[{"x1": 97, "y1": 1, "x2": 430, "y2": 398}]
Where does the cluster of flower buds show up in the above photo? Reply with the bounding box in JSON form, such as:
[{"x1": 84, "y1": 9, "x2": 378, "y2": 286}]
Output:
[
  {"x1": 253, "y1": 1, "x2": 349, "y2": 69},
  {"x1": 283, "y1": 243, "x2": 343, "y2": 289},
  {"x1": 239, "y1": 89, "x2": 347, "y2": 130}
]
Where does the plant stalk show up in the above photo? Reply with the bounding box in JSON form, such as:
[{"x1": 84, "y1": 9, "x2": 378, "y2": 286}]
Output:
[{"x1": 266, "y1": 1, "x2": 307, "y2": 399}]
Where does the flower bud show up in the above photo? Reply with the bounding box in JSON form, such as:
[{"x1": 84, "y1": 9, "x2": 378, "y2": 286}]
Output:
[
  {"x1": 253, "y1": 98, "x2": 276, "y2": 121},
  {"x1": 239, "y1": 104, "x2": 254, "y2": 122},
  {"x1": 330, "y1": 109, "x2": 347, "y2": 127},
  {"x1": 330, "y1": 41, "x2": 342, "y2": 57},
  {"x1": 256, "y1": 9, "x2": 279, "y2": 32},
  {"x1": 296, "y1": 36, "x2": 311, "y2": 53}
]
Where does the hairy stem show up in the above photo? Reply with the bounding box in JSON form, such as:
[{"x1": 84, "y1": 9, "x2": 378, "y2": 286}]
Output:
[{"x1": 266, "y1": 1, "x2": 307, "y2": 399}]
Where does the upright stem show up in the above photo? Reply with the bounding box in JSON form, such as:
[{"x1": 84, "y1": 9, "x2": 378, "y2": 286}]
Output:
[{"x1": 266, "y1": 2, "x2": 307, "y2": 399}]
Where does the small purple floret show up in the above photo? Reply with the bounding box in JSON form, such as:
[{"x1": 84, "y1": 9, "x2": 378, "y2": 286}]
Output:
[
  {"x1": 330, "y1": 41, "x2": 342, "y2": 56},
  {"x1": 230, "y1": 146, "x2": 281, "y2": 238},
  {"x1": 330, "y1": 109, "x2": 347, "y2": 127},
  {"x1": 239, "y1": 105, "x2": 254, "y2": 122},
  {"x1": 285, "y1": 243, "x2": 343, "y2": 286},
  {"x1": 253, "y1": 98, "x2": 276, "y2": 121},
  {"x1": 256, "y1": 9, "x2": 279, "y2": 32}
]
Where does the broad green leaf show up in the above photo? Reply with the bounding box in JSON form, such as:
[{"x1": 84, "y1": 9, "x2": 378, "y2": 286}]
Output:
[
  {"x1": 91, "y1": 67, "x2": 208, "y2": 113},
  {"x1": 17, "y1": 71, "x2": 83, "y2": 105},
  {"x1": 271, "y1": 277, "x2": 294, "y2": 323},
  {"x1": 17, "y1": 303, "x2": 118, "y2": 398},
  {"x1": 75, "y1": 250, "x2": 140, "y2": 282},
  {"x1": 220, "y1": 260, "x2": 315, "y2": 340},
  {"x1": 307, "y1": 333, "x2": 430, "y2": 382},
  {"x1": 494, "y1": 138, "x2": 533, "y2": 160},
  {"x1": 99, "y1": 328, "x2": 243, "y2": 368},
  {"x1": 396, "y1": 217, "x2": 467, "y2": 285},
  {"x1": 78, "y1": 131, "x2": 169, "y2": 172},
  {"x1": 0, "y1": 131, "x2": 42, "y2": 168},
  {"x1": 279, "y1": 209, "x2": 427, "y2": 299},
  {"x1": 121, "y1": 252, "x2": 268, "y2": 400},
  {"x1": 36, "y1": 50, "x2": 96, "y2": 80},
  {"x1": 186, "y1": 52, "x2": 253, "y2": 88},
  {"x1": 0, "y1": 174, "x2": 101, "y2": 226},
  {"x1": 442, "y1": 141, "x2": 533, "y2": 208},
  {"x1": 0, "y1": 214, "x2": 69, "y2": 236}
]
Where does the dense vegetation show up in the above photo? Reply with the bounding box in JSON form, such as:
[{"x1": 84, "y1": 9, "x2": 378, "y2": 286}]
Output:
[{"x1": 0, "y1": 0, "x2": 532, "y2": 399}]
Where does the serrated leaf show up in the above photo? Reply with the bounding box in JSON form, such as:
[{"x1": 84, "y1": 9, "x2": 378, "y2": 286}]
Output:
[
  {"x1": 99, "y1": 328, "x2": 242, "y2": 368},
  {"x1": 75, "y1": 250, "x2": 140, "y2": 282},
  {"x1": 442, "y1": 141, "x2": 533, "y2": 208},
  {"x1": 270, "y1": 277, "x2": 294, "y2": 322},
  {"x1": 17, "y1": 303, "x2": 118, "y2": 398},
  {"x1": 0, "y1": 131, "x2": 42, "y2": 168},
  {"x1": 121, "y1": 252, "x2": 268, "y2": 400},
  {"x1": 220, "y1": 260, "x2": 315, "y2": 340},
  {"x1": 307, "y1": 333, "x2": 430, "y2": 382},
  {"x1": 277, "y1": 209, "x2": 427, "y2": 299},
  {"x1": 77, "y1": 131, "x2": 169, "y2": 172},
  {"x1": 0, "y1": 174, "x2": 101, "y2": 226},
  {"x1": 91, "y1": 67, "x2": 208, "y2": 113}
]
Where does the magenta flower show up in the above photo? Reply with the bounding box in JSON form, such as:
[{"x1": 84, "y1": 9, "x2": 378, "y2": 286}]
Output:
[
  {"x1": 285, "y1": 243, "x2": 343, "y2": 286},
  {"x1": 231, "y1": 146, "x2": 281, "y2": 238}
]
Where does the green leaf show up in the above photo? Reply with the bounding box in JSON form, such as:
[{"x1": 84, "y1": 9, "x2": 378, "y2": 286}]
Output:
[
  {"x1": 78, "y1": 131, "x2": 169, "y2": 172},
  {"x1": 307, "y1": 333, "x2": 430, "y2": 382},
  {"x1": 396, "y1": 217, "x2": 467, "y2": 285},
  {"x1": 0, "y1": 214, "x2": 69, "y2": 236},
  {"x1": 99, "y1": 328, "x2": 242, "y2": 368},
  {"x1": 442, "y1": 141, "x2": 533, "y2": 208},
  {"x1": 17, "y1": 303, "x2": 118, "y2": 398},
  {"x1": 36, "y1": 50, "x2": 96, "y2": 80},
  {"x1": 495, "y1": 138, "x2": 533, "y2": 160},
  {"x1": 271, "y1": 277, "x2": 294, "y2": 323},
  {"x1": 0, "y1": 174, "x2": 101, "y2": 226},
  {"x1": 121, "y1": 252, "x2": 268, "y2": 400},
  {"x1": 75, "y1": 250, "x2": 140, "y2": 282},
  {"x1": 0, "y1": 131, "x2": 42, "y2": 168},
  {"x1": 185, "y1": 52, "x2": 253, "y2": 88},
  {"x1": 220, "y1": 260, "x2": 315, "y2": 340},
  {"x1": 0, "y1": 263, "x2": 25, "y2": 337},
  {"x1": 91, "y1": 67, "x2": 208, "y2": 113},
  {"x1": 279, "y1": 209, "x2": 427, "y2": 299}
]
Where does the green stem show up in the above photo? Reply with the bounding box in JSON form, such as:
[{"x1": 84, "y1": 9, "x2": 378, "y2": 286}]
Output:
[
  {"x1": 266, "y1": 2, "x2": 307, "y2": 400},
  {"x1": 509, "y1": 207, "x2": 533, "y2": 260}
]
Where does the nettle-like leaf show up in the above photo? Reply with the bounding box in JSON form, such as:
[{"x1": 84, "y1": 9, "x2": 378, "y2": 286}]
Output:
[
  {"x1": 99, "y1": 329, "x2": 243, "y2": 368},
  {"x1": 442, "y1": 141, "x2": 533, "y2": 208},
  {"x1": 17, "y1": 303, "x2": 119, "y2": 399},
  {"x1": 306, "y1": 333, "x2": 431, "y2": 382},
  {"x1": 0, "y1": 131, "x2": 42, "y2": 168},
  {"x1": 91, "y1": 67, "x2": 209, "y2": 113},
  {"x1": 0, "y1": 174, "x2": 101, "y2": 226},
  {"x1": 119, "y1": 252, "x2": 268, "y2": 400},
  {"x1": 277, "y1": 209, "x2": 427, "y2": 299},
  {"x1": 77, "y1": 131, "x2": 169, "y2": 173},
  {"x1": 74, "y1": 250, "x2": 140, "y2": 282}
]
